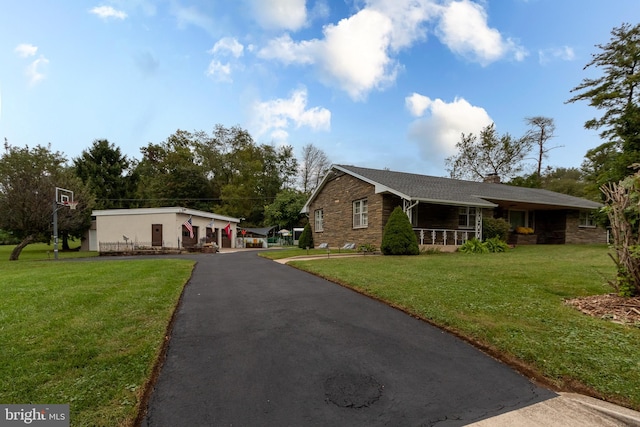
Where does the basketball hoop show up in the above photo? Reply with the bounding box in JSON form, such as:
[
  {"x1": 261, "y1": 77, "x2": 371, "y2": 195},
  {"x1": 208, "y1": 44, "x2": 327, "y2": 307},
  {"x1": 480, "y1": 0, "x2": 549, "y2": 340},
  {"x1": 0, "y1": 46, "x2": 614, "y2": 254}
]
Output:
[{"x1": 64, "y1": 201, "x2": 78, "y2": 210}]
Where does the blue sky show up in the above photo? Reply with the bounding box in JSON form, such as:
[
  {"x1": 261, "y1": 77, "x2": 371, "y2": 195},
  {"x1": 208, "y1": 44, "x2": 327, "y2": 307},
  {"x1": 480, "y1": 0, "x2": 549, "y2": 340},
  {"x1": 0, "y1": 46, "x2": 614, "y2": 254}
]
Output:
[{"x1": 1, "y1": 1, "x2": 639, "y2": 178}]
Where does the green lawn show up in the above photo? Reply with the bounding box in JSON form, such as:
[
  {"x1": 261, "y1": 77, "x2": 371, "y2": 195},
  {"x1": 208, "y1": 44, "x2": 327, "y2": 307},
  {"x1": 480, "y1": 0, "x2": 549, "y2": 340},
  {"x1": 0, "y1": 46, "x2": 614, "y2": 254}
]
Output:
[
  {"x1": 0, "y1": 244, "x2": 194, "y2": 426},
  {"x1": 275, "y1": 245, "x2": 640, "y2": 410}
]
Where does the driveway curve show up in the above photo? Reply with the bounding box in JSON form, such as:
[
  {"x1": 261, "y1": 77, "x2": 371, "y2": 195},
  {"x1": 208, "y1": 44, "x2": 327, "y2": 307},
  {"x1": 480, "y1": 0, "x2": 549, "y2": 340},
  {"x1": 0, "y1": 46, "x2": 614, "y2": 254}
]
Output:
[{"x1": 141, "y1": 251, "x2": 557, "y2": 426}]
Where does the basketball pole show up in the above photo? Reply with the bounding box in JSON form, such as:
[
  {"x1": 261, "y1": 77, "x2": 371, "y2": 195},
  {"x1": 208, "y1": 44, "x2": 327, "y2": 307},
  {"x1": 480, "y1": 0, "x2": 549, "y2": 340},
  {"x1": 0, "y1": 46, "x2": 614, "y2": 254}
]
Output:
[
  {"x1": 52, "y1": 187, "x2": 74, "y2": 260},
  {"x1": 53, "y1": 201, "x2": 59, "y2": 260}
]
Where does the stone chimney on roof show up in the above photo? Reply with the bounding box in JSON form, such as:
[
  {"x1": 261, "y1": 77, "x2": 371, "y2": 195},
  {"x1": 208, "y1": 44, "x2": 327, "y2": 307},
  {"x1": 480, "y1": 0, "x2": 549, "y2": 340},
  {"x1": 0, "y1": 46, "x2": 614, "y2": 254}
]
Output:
[{"x1": 483, "y1": 173, "x2": 501, "y2": 184}]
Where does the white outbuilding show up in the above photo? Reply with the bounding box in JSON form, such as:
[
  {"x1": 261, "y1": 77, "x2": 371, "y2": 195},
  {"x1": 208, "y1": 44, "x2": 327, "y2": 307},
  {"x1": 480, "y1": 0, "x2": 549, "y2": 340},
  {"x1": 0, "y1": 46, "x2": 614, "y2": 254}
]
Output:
[{"x1": 88, "y1": 207, "x2": 240, "y2": 252}]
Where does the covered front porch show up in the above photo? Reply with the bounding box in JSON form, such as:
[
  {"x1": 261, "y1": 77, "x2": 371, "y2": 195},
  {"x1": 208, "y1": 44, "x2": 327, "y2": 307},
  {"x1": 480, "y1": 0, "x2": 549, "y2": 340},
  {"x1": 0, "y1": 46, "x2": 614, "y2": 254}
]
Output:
[
  {"x1": 401, "y1": 199, "x2": 486, "y2": 249},
  {"x1": 400, "y1": 198, "x2": 588, "y2": 248}
]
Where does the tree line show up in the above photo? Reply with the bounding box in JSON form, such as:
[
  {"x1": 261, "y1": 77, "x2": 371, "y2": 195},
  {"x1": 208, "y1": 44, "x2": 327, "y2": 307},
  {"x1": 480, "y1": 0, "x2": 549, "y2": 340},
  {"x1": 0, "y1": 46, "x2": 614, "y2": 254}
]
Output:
[{"x1": 0, "y1": 126, "x2": 330, "y2": 260}]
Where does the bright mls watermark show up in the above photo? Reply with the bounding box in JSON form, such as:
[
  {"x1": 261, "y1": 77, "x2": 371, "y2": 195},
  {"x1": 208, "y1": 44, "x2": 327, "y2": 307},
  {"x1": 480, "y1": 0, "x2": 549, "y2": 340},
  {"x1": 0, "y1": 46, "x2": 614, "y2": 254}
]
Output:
[{"x1": 0, "y1": 405, "x2": 69, "y2": 427}]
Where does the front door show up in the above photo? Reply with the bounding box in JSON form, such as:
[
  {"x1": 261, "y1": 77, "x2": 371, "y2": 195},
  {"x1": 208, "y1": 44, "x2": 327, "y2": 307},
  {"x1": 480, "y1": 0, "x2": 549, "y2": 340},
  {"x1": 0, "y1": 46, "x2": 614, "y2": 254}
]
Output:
[{"x1": 152, "y1": 224, "x2": 163, "y2": 247}]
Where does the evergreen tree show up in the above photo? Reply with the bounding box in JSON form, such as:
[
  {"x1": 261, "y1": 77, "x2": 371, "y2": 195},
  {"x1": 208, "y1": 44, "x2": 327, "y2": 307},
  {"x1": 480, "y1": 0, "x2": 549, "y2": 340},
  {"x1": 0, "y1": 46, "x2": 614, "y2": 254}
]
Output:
[
  {"x1": 381, "y1": 207, "x2": 419, "y2": 255},
  {"x1": 568, "y1": 23, "x2": 640, "y2": 187},
  {"x1": 298, "y1": 223, "x2": 314, "y2": 249}
]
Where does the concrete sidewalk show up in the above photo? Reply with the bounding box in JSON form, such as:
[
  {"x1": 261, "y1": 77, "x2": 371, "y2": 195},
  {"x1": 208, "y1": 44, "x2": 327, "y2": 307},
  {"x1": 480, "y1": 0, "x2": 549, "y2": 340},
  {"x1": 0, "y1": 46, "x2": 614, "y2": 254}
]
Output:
[{"x1": 469, "y1": 392, "x2": 640, "y2": 426}]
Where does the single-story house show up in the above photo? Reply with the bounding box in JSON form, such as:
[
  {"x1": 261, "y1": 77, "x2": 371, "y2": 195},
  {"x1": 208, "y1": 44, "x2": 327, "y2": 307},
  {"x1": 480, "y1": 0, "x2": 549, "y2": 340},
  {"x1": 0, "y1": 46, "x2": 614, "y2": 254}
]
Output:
[
  {"x1": 88, "y1": 207, "x2": 240, "y2": 252},
  {"x1": 302, "y1": 164, "x2": 606, "y2": 250}
]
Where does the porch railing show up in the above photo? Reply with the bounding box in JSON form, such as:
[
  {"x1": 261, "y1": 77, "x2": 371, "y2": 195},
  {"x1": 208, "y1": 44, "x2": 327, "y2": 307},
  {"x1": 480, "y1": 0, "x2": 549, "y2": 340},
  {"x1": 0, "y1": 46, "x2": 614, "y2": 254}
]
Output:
[
  {"x1": 99, "y1": 241, "x2": 161, "y2": 252},
  {"x1": 414, "y1": 228, "x2": 477, "y2": 246}
]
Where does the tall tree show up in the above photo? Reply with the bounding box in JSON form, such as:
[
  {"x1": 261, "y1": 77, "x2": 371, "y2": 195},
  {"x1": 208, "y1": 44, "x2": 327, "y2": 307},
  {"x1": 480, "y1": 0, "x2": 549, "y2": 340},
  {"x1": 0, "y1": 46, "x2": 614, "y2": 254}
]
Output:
[
  {"x1": 299, "y1": 143, "x2": 330, "y2": 193},
  {"x1": 446, "y1": 123, "x2": 533, "y2": 182},
  {"x1": 73, "y1": 139, "x2": 137, "y2": 209},
  {"x1": 0, "y1": 142, "x2": 94, "y2": 260},
  {"x1": 136, "y1": 129, "x2": 213, "y2": 210},
  {"x1": 195, "y1": 124, "x2": 298, "y2": 225},
  {"x1": 263, "y1": 189, "x2": 308, "y2": 229},
  {"x1": 524, "y1": 116, "x2": 557, "y2": 179},
  {"x1": 567, "y1": 23, "x2": 640, "y2": 186}
]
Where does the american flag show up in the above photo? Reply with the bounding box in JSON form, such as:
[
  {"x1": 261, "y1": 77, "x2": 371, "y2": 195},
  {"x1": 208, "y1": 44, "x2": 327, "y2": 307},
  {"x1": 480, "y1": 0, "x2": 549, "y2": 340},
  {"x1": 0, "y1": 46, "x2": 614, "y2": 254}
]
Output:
[{"x1": 183, "y1": 216, "x2": 194, "y2": 238}]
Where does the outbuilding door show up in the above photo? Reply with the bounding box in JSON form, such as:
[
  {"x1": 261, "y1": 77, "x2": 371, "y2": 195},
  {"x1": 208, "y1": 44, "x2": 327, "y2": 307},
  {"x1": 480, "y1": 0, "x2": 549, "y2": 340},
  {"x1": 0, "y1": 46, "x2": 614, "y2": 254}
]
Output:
[{"x1": 152, "y1": 224, "x2": 163, "y2": 247}]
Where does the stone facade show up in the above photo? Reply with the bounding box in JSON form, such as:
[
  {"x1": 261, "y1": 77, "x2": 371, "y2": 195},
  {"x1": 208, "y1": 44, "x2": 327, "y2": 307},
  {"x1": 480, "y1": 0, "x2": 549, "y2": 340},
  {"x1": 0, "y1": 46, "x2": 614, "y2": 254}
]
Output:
[
  {"x1": 308, "y1": 172, "x2": 385, "y2": 248},
  {"x1": 564, "y1": 211, "x2": 608, "y2": 244}
]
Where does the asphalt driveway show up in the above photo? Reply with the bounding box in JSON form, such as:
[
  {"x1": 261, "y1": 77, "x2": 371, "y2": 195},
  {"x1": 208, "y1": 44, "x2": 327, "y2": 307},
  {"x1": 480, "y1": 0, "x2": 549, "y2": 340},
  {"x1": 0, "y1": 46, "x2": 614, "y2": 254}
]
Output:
[{"x1": 141, "y1": 251, "x2": 556, "y2": 426}]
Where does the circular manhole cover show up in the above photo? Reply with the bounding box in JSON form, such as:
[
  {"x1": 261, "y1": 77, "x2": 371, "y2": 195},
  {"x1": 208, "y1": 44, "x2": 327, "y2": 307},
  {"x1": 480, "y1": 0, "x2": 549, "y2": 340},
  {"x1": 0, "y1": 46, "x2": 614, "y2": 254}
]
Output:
[{"x1": 324, "y1": 373, "x2": 383, "y2": 408}]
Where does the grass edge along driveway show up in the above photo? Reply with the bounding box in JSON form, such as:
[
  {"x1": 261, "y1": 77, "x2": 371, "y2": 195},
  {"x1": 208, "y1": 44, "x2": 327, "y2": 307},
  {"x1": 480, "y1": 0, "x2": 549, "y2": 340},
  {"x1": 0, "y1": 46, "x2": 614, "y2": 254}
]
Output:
[
  {"x1": 271, "y1": 244, "x2": 640, "y2": 411},
  {"x1": 0, "y1": 253, "x2": 194, "y2": 427}
]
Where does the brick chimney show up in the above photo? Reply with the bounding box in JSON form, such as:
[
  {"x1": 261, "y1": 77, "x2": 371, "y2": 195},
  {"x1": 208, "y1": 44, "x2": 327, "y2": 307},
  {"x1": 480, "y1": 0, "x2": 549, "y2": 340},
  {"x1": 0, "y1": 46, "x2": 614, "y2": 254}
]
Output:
[{"x1": 483, "y1": 173, "x2": 501, "y2": 184}]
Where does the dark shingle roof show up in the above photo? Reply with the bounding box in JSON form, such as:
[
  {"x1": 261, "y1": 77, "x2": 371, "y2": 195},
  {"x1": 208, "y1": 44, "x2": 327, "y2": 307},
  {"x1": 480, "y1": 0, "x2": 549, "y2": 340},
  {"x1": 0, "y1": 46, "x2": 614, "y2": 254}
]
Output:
[{"x1": 335, "y1": 165, "x2": 601, "y2": 210}]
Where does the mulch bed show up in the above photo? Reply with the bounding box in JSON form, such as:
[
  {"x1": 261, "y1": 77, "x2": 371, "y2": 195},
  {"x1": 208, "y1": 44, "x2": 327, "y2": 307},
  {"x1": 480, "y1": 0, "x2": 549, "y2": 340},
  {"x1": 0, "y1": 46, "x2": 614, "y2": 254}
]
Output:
[{"x1": 565, "y1": 294, "x2": 640, "y2": 326}]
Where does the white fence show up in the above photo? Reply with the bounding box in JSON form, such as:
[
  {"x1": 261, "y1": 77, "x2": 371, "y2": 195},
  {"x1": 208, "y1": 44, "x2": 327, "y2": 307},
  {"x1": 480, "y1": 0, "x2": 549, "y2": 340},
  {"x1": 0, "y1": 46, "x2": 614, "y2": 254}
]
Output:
[{"x1": 414, "y1": 228, "x2": 477, "y2": 246}]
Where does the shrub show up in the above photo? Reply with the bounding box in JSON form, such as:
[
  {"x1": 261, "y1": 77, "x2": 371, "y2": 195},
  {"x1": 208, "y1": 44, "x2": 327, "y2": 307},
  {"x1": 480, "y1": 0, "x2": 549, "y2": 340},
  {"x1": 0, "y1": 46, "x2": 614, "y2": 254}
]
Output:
[
  {"x1": 459, "y1": 237, "x2": 508, "y2": 254},
  {"x1": 458, "y1": 238, "x2": 489, "y2": 254},
  {"x1": 0, "y1": 229, "x2": 20, "y2": 245},
  {"x1": 358, "y1": 243, "x2": 377, "y2": 253},
  {"x1": 484, "y1": 237, "x2": 509, "y2": 253},
  {"x1": 482, "y1": 217, "x2": 510, "y2": 241},
  {"x1": 297, "y1": 223, "x2": 314, "y2": 249},
  {"x1": 381, "y1": 207, "x2": 419, "y2": 255}
]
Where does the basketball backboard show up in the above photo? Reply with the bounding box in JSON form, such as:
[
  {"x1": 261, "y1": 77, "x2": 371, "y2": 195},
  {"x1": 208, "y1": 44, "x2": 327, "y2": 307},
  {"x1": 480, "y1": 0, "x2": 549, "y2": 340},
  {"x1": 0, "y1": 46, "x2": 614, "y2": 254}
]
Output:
[{"x1": 55, "y1": 187, "x2": 74, "y2": 205}]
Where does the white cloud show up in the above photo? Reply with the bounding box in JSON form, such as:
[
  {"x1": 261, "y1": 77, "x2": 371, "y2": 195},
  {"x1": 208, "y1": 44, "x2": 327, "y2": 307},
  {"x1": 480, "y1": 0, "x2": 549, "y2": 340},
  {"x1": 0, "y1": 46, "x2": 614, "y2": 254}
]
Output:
[
  {"x1": 406, "y1": 94, "x2": 493, "y2": 158},
  {"x1": 15, "y1": 44, "x2": 48, "y2": 86},
  {"x1": 259, "y1": 9, "x2": 399, "y2": 100},
  {"x1": 206, "y1": 60, "x2": 233, "y2": 82},
  {"x1": 89, "y1": 5, "x2": 128, "y2": 20},
  {"x1": 364, "y1": 0, "x2": 438, "y2": 50},
  {"x1": 435, "y1": 0, "x2": 527, "y2": 65},
  {"x1": 258, "y1": 34, "x2": 317, "y2": 65},
  {"x1": 258, "y1": 0, "x2": 526, "y2": 99},
  {"x1": 318, "y1": 9, "x2": 398, "y2": 100},
  {"x1": 26, "y1": 56, "x2": 49, "y2": 86},
  {"x1": 251, "y1": 87, "x2": 331, "y2": 142},
  {"x1": 249, "y1": 0, "x2": 307, "y2": 31},
  {"x1": 210, "y1": 37, "x2": 244, "y2": 58},
  {"x1": 206, "y1": 38, "x2": 245, "y2": 82},
  {"x1": 405, "y1": 92, "x2": 431, "y2": 117},
  {"x1": 538, "y1": 46, "x2": 575, "y2": 65},
  {"x1": 15, "y1": 43, "x2": 38, "y2": 58}
]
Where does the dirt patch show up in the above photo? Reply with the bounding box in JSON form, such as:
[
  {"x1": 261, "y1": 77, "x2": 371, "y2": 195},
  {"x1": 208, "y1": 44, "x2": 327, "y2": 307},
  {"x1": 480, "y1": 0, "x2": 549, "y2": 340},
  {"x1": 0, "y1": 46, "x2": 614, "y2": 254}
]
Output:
[{"x1": 565, "y1": 294, "x2": 640, "y2": 327}]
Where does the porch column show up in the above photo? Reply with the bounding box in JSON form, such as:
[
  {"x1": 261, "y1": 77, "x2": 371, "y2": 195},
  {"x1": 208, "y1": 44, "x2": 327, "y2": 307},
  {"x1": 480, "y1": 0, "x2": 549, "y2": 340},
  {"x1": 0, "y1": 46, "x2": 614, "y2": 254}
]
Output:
[
  {"x1": 475, "y1": 207, "x2": 483, "y2": 241},
  {"x1": 217, "y1": 227, "x2": 222, "y2": 248},
  {"x1": 403, "y1": 199, "x2": 418, "y2": 224}
]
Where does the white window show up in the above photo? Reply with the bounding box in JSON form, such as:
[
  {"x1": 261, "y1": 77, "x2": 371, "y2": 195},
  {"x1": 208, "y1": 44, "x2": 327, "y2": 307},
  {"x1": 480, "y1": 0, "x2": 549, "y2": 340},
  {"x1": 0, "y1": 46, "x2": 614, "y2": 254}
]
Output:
[
  {"x1": 458, "y1": 207, "x2": 476, "y2": 228},
  {"x1": 353, "y1": 199, "x2": 368, "y2": 228},
  {"x1": 579, "y1": 211, "x2": 596, "y2": 228},
  {"x1": 314, "y1": 209, "x2": 324, "y2": 232}
]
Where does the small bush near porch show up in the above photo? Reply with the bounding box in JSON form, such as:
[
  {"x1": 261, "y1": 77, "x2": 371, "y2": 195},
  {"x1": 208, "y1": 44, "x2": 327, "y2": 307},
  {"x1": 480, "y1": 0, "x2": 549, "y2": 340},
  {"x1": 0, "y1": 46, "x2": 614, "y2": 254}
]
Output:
[{"x1": 287, "y1": 245, "x2": 640, "y2": 411}]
